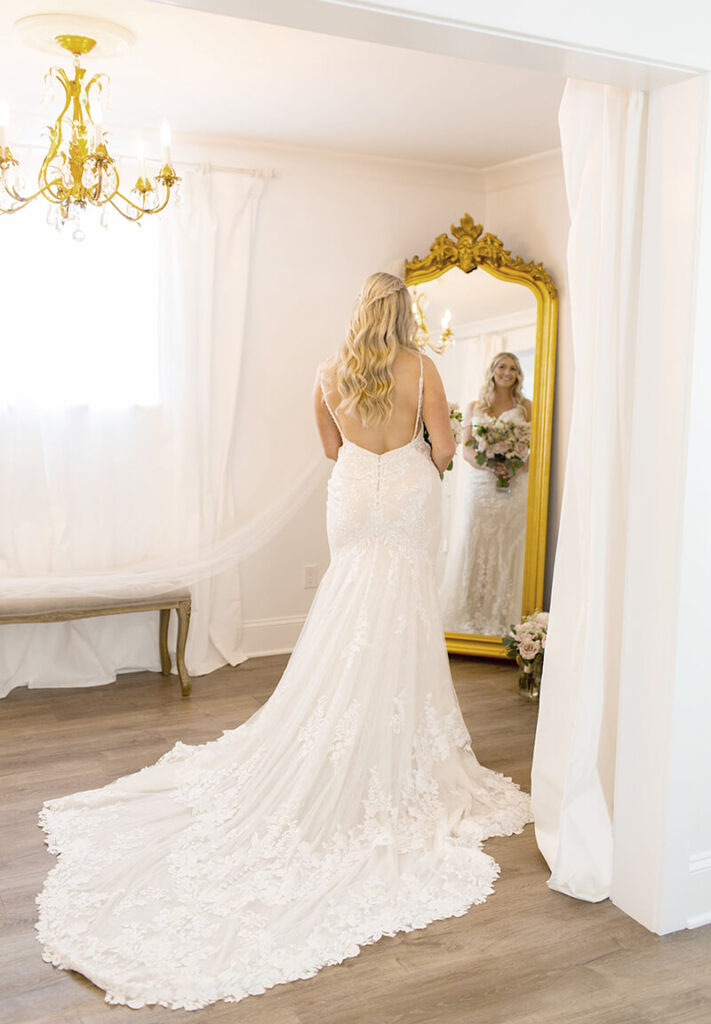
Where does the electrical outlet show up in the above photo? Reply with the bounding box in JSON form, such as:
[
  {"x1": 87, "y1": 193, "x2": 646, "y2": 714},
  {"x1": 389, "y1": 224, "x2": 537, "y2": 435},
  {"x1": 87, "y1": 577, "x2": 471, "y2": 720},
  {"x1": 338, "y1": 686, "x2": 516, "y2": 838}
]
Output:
[{"x1": 303, "y1": 565, "x2": 318, "y2": 589}]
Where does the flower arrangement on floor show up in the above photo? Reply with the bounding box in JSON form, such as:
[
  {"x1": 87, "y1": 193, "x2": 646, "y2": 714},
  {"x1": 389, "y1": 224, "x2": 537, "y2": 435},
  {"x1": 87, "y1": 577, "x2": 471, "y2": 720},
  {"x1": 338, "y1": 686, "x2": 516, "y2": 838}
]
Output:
[
  {"x1": 466, "y1": 419, "x2": 531, "y2": 489},
  {"x1": 424, "y1": 403, "x2": 463, "y2": 473},
  {"x1": 503, "y1": 611, "x2": 548, "y2": 699}
]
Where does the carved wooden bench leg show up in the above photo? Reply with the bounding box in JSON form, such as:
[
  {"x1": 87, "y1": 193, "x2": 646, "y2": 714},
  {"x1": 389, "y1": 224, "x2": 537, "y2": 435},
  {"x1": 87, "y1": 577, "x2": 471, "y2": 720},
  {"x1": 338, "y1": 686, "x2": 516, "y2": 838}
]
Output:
[
  {"x1": 175, "y1": 600, "x2": 192, "y2": 697},
  {"x1": 159, "y1": 609, "x2": 171, "y2": 676}
]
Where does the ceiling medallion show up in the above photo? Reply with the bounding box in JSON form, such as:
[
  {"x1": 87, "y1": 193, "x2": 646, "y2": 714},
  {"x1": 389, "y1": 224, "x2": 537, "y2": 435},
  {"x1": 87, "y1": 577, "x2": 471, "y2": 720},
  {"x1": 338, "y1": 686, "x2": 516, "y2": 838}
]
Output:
[{"x1": 0, "y1": 15, "x2": 180, "y2": 237}]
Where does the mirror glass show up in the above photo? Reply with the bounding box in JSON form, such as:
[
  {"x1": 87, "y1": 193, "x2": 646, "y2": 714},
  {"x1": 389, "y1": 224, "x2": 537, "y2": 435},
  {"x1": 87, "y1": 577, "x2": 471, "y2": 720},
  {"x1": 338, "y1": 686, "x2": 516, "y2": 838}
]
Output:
[{"x1": 410, "y1": 268, "x2": 538, "y2": 637}]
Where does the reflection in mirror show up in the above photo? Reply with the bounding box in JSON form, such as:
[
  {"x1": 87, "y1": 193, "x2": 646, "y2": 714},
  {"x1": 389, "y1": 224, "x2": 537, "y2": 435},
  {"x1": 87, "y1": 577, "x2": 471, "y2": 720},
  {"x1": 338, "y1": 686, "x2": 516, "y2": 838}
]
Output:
[{"x1": 410, "y1": 269, "x2": 537, "y2": 636}]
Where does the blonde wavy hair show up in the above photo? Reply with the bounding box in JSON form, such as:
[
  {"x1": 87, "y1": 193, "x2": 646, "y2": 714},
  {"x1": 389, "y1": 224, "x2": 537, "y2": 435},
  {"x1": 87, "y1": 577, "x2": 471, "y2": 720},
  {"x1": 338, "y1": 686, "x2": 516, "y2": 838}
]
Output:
[
  {"x1": 334, "y1": 272, "x2": 419, "y2": 426},
  {"x1": 475, "y1": 351, "x2": 527, "y2": 416}
]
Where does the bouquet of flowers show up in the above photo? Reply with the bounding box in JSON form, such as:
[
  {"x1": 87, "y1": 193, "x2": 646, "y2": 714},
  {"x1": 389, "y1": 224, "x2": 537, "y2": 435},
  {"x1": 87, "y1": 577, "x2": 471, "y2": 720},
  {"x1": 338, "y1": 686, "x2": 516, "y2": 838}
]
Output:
[
  {"x1": 502, "y1": 611, "x2": 548, "y2": 699},
  {"x1": 466, "y1": 418, "x2": 531, "y2": 489},
  {"x1": 424, "y1": 402, "x2": 463, "y2": 473}
]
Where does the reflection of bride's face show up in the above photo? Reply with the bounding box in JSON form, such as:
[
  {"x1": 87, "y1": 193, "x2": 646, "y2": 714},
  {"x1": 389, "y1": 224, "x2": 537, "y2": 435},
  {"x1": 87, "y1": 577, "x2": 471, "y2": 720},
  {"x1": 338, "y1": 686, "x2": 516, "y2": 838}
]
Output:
[{"x1": 493, "y1": 357, "x2": 519, "y2": 389}]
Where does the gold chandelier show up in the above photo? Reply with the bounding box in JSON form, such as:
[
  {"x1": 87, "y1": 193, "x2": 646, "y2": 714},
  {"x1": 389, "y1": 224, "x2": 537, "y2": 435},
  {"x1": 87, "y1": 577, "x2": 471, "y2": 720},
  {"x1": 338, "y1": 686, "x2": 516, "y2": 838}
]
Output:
[
  {"x1": 0, "y1": 28, "x2": 180, "y2": 234},
  {"x1": 411, "y1": 289, "x2": 455, "y2": 354}
]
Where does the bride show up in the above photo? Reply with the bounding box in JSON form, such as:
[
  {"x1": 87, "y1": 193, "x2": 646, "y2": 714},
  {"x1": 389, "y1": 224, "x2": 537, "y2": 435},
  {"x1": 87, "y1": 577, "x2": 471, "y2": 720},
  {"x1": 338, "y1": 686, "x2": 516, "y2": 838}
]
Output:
[
  {"x1": 36, "y1": 274, "x2": 533, "y2": 1011},
  {"x1": 442, "y1": 351, "x2": 531, "y2": 635}
]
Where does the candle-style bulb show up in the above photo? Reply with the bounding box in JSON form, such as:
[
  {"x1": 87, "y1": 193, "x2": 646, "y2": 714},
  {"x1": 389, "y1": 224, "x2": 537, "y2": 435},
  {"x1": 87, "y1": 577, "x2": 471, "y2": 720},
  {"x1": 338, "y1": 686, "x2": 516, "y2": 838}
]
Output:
[
  {"x1": 136, "y1": 139, "x2": 146, "y2": 182},
  {"x1": 92, "y1": 97, "x2": 103, "y2": 147},
  {"x1": 160, "y1": 119, "x2": 172, "y2": 167},
  {"x1": 442, "y1": 309, "x2": 452, "y2": 329},
  {"x1": 0, "y1": 99, "x2": 8, "y2": 151}
]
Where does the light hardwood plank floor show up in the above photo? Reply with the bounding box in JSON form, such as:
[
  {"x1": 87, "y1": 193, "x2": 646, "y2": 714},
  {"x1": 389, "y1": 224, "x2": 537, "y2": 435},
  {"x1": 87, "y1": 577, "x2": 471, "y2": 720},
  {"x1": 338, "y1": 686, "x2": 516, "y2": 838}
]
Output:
[{"x1": 1, "y1": 655, "x2": 709, "y2": 1024}]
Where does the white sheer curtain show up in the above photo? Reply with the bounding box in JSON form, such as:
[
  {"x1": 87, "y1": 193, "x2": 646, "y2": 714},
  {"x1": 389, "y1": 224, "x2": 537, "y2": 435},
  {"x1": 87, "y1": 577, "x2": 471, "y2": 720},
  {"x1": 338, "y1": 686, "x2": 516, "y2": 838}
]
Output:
[
  {"x1": 531, "y1": 82, "x2": 648, "y2": 900},
  {"x1": 0, "y1": 170, "x2": 266, "y2": 695}
]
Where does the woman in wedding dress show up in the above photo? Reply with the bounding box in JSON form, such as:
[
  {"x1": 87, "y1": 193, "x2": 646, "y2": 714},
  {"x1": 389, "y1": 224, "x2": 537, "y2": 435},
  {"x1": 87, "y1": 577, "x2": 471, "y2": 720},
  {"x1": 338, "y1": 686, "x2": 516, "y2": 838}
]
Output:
[
  {"x1": 443, "y1": 352, "x2": 531, "y2": 635},
  {"x1": 36, "y1": 274, "x2": 533, "y2": 1011}
]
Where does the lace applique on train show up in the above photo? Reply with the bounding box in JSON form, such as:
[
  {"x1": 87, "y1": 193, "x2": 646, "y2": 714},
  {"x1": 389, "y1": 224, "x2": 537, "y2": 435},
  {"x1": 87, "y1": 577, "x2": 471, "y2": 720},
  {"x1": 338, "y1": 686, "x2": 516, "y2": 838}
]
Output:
[{"x1": 36, "y1": 382, "x2": 533, "y2": 1012}]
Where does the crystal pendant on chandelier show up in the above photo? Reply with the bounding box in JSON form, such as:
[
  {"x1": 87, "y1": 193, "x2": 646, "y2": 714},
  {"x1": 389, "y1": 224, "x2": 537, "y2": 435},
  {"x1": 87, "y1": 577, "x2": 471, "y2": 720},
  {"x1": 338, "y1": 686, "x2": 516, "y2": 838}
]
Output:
[{"x1": 0, "y1": 17, "x2": 180, "y2": 231}]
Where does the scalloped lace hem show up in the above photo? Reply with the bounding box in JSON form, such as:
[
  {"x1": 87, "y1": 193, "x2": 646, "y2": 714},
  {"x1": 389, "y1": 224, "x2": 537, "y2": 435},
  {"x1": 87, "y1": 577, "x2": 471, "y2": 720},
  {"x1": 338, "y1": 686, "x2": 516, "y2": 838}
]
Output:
[{"x1": 36, "y1": 792, "x2": 532, "y2": 1012}]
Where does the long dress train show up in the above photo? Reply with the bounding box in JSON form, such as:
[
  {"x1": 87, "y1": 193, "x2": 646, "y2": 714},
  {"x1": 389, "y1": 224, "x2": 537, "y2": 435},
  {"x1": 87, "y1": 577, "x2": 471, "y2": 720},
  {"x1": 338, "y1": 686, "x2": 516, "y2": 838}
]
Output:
[{"x1": 36, "y1": 365, "x2": 533, "y2": 1011}]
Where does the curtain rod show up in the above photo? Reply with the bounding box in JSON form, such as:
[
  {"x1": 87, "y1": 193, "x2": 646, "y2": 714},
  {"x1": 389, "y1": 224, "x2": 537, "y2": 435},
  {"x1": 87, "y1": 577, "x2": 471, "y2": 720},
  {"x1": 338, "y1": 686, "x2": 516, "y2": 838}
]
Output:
[{"x1": 180, "y1": 162, "x2": 274, "y2": 179}]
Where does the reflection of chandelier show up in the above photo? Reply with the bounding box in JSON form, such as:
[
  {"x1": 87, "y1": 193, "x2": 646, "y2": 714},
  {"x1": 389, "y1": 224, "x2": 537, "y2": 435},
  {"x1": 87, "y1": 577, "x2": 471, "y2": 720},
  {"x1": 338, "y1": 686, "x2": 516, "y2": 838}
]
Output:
[
  {"x1": 0, "y1": 24, "x2": 180, "y2": 236},
  {"x1": 411, "y1": 288, "x2": 454, "y2": 354}
]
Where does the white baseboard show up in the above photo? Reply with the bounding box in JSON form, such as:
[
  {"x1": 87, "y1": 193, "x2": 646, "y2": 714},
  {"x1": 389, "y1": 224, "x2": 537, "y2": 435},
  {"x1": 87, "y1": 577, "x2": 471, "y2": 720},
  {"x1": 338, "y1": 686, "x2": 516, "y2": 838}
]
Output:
[
  {"x1": 242, "y1": 614, "x2": 306, "y2": 657},
  {"x1": 687, "y1": 850, "x2": 711, "y2": 929}
]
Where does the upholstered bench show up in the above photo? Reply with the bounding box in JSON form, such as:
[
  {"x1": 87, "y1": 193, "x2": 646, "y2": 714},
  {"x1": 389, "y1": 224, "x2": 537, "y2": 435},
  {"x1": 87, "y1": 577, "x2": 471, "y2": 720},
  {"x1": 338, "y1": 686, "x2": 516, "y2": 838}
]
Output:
[{"x1": 0, "y1": 592, "x2": 192, "y2": 696}]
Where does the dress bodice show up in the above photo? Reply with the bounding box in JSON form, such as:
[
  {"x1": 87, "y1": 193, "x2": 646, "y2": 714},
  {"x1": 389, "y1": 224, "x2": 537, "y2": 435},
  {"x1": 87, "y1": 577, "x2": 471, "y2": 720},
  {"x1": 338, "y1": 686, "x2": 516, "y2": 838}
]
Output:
[
  {"x1": 328, "y1": 432, "x2": 440, "y2": 565},
  {"x1": 471, "y1": 406, "x2": 529, "y2": 429}
]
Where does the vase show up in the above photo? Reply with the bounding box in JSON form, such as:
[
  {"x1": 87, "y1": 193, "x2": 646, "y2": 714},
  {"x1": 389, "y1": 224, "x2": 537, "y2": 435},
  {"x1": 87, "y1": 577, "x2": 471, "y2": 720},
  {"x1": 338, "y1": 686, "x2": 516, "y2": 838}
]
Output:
[
  {"x1": 518, "y1": 672, "x2": 539, "y2": 699},
  {"x1": 516, "y1": 654, "x2": 542, "y2": 700}
]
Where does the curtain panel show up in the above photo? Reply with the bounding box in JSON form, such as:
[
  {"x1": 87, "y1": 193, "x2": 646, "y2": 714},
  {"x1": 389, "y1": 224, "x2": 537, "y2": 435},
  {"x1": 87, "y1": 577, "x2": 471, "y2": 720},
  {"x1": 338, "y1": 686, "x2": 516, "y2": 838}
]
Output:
[
  {"x1": 0, "y1": 171, "x2": 265, "y2": 695},
  {"x1": 531, "y1": 82, "x2": 649, "y2": 901}
]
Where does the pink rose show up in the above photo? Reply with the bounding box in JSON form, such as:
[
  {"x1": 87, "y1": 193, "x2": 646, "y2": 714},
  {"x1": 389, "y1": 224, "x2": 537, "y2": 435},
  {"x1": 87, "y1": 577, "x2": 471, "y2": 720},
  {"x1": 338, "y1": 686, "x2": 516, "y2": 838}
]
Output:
[
  {"x1": 513, "y1": 442, "x2": 529, "y2": 459},
  {"x1": 488, "y1": 441, "x2": 510, "y2": 456},
  {"x1": 519, "y1": 638, "x2": 541, "y2": 660}
]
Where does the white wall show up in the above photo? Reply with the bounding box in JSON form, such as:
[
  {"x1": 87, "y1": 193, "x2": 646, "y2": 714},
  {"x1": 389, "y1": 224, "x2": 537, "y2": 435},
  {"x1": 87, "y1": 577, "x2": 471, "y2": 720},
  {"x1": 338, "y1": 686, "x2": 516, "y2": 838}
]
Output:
[{"x1": 611, "y1": 75, "x2": 711, "y2": 934}]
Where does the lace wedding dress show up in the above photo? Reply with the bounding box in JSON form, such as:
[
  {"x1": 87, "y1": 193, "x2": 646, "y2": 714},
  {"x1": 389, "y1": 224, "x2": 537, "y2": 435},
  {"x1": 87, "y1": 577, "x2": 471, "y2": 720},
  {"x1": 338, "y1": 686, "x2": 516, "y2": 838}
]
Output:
[
  {"x1": 36, "y1": 364, "x2": 533, "y2": 1011},
  {"x1": 442, "y1": 408, "x2": 529, "y2": 636}
]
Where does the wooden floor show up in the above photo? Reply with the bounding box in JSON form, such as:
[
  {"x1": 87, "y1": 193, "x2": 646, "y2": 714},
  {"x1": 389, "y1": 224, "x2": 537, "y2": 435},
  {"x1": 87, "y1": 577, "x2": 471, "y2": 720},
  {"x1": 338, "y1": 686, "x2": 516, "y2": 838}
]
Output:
[{"x1": 1, "y1": 656, "x2": 709, "y2": 1024}]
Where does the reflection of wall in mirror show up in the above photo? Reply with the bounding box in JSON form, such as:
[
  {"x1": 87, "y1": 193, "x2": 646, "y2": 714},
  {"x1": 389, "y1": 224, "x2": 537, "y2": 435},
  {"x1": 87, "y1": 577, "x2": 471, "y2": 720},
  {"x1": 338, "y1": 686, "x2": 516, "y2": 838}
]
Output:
[{"x1": 436, "y1": 311, "x2": 536, "y2": 636}]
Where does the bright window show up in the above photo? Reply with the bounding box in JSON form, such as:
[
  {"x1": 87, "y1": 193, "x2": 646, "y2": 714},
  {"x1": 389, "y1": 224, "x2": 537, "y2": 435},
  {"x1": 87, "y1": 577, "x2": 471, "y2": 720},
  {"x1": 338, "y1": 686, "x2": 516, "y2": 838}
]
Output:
[{"x1": 0, "y1": 202, "x2": 161, "y2": 409}]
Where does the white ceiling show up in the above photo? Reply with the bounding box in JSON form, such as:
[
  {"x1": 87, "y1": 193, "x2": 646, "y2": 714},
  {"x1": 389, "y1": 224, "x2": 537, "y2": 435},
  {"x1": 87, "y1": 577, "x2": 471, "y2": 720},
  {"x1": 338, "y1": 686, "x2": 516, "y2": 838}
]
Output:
[{"x1": 0, "y1": 0, "x2": 566, "y2": 168}]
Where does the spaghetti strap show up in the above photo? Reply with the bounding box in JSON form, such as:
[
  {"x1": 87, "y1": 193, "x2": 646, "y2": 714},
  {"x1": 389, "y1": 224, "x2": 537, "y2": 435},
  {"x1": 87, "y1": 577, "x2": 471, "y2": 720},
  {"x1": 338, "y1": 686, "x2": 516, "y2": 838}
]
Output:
[
  {"x1": 412, "y1": 353, "x2": 424, "y2": 440},
  {"x1": 320, "y1": 370, "x2": 344, "y2": 439}
]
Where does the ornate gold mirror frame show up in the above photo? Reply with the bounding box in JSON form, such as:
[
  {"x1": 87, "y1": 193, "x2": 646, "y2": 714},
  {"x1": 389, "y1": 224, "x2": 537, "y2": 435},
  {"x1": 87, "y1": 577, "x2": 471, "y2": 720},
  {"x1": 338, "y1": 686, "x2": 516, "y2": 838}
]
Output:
[{"x1": 405, "y1": 215, "x2": 558, "y2": 657}]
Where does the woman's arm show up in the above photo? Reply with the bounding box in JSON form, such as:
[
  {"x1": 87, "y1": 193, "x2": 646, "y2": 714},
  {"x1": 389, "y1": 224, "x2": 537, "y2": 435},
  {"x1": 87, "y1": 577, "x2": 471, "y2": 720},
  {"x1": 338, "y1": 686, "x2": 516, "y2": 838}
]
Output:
[
  {"x1": 461, "y1": 400, "x2": 485, "y2": 469},
  {"x1": 313, "y1": 365, "x2": 342, "y2": 461},
  {"x1": 421, "y1": 356, "x2": 456, "y2": 474}
]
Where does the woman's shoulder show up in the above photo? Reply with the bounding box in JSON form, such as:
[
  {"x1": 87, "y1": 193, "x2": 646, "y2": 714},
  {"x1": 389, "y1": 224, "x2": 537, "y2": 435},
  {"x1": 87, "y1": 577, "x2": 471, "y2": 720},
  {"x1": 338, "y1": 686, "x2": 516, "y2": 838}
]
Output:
[{"x1": 315, "y1": 353, "x2": 338, "y2": 384}]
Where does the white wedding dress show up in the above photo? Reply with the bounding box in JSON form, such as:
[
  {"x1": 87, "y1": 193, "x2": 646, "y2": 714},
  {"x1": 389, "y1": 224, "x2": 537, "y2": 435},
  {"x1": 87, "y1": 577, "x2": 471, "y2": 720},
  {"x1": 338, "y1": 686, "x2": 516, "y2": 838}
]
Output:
[
  {"x1": 443, "y1": 408, "x2": 529, "y2": 636},
  {"x1": 36, "y1": 363, "x2": 533, "y2": 1011}
]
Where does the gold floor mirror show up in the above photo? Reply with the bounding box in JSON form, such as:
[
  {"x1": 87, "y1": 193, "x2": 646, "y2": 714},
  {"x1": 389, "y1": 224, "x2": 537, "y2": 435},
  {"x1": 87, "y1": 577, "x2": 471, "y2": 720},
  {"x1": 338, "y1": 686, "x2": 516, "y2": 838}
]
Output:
[{"x1": 405, "y1": 215, "x2": 558, "y2": 657}]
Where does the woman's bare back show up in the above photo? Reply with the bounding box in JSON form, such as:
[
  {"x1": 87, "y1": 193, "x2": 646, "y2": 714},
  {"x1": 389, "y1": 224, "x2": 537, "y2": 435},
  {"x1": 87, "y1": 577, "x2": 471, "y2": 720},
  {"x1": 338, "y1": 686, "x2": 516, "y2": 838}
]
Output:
[{"x1": 321, "y1": 349, "x2": 422, "y2": 455}]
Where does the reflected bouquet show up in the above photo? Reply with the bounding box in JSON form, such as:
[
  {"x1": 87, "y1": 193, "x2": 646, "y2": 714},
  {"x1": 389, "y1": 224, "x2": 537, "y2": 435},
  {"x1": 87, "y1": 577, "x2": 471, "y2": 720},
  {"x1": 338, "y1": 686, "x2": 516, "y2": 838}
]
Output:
[
  {"x1": 503, "y1": 611, "x2": 548, "y2": 699},
  {"x1": 466, "y1": 418, "x2": 531, "y2": 489}
]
